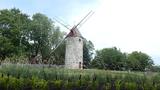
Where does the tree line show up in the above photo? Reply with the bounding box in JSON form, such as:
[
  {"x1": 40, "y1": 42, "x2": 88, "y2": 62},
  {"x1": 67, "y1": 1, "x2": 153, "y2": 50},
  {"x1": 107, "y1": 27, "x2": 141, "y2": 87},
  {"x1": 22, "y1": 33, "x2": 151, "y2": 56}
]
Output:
[
  {"x1": 0, "y1": 8, "x2": 157, "y2": 71},
  {"x1": 91, "y1": 47, "x2": 154, "y2": 71}
]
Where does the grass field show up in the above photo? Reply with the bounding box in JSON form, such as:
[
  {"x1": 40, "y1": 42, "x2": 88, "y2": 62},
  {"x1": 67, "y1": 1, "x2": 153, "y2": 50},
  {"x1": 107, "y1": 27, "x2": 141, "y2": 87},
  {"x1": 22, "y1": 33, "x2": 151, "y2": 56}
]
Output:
[{"x1": 0, "y1": 63, "x2": 160, "y2": 90}]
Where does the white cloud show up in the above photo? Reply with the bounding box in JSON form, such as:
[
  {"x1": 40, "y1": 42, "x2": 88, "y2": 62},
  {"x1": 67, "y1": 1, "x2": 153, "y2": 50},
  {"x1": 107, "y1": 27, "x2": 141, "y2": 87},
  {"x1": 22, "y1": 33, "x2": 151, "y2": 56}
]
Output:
[{"x1": 68, "y1": 0, "x2": 160, "y2": 64}]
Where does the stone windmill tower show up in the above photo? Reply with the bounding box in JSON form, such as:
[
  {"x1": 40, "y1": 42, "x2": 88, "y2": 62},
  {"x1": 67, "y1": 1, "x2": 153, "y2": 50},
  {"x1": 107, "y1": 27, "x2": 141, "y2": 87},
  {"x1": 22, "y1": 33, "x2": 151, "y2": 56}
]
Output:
[
  {"x1": 65, "y1": 26, "x2": 83, "y2": 69},
  {"x1": 53, "y1": 11, "x2": 94, "y2": 69}
]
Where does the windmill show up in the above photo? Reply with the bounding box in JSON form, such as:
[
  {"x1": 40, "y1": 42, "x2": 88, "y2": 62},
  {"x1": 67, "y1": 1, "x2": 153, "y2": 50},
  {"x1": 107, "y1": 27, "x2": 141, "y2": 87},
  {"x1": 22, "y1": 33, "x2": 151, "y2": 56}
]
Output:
[{"x1": 52, "y1": 11, "x2": 94, "y2": 69}]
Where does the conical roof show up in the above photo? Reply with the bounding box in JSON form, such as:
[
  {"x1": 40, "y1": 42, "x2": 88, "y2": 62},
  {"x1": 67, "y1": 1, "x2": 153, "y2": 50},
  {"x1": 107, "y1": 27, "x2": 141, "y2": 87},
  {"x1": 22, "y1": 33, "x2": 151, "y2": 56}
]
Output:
[{"x1": 66, "y1": 26, "x2": 82, "y2": 37}]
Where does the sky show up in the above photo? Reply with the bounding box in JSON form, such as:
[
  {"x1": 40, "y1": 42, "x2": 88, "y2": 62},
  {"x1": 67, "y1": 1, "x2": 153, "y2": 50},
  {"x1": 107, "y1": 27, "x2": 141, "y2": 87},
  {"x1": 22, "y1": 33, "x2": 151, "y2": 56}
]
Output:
[{"x1": 0, "y1": 0, "x2": 160, "y2": 65}]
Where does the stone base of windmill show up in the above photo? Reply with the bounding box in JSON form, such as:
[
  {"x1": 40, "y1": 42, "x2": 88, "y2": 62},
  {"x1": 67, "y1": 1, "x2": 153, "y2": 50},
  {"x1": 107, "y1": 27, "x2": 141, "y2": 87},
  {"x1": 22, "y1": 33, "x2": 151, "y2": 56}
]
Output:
[
  {"x1": 65, "y1": 37, "x2": 83, "y2": 69},
  {"x1": 65, "y1": 61, "x2": 83, "y2": 69}
]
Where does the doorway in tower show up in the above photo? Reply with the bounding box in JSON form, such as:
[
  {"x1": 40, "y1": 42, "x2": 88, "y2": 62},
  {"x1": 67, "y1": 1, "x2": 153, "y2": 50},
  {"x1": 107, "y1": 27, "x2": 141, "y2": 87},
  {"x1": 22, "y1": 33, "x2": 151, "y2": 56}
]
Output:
[{"x1": 79, "y1": 62, "x2": 81, "y2": 69}]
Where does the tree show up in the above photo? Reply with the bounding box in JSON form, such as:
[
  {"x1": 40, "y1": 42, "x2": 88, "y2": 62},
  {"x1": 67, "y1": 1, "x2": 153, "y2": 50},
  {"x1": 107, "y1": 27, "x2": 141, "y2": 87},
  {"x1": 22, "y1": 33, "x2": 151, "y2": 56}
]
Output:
[
  {"x1": 83, "y1": 40, "x2": 94, "y2": 68},
  {"x1": 29, "y1": 13, "x2": 65, "y2": 64},
  {"x1": 91, "y1": 47, "x2": 126, "y2": 70},
  {"x1": 150, "y1": 65, "x2": 160, "y2": 72},
  {"x1": 0, "y1": 8, "x2": 31, "y2": 61},
  {"x1": 127, "y1": 51, "x2": 153, "y2": 71},
  {"x1": 29, "y1": 13, "x2": 53, "y2": 63},
  {"x1": 0, "y1": 37, "x2": 14, "y2": 60},
  {"x1": 50, "y1": 42, "x2": 65, "y2": 65},
  {"x1": 49, "y1": 27, "x2": 66, "y2": 65}
]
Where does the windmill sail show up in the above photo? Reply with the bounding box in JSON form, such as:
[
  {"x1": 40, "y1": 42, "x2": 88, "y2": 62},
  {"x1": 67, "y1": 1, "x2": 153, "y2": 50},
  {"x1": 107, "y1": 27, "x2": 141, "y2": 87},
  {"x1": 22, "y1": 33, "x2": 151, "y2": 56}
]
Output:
[
  {"x1": 66, "y1": 11, "x2": 94, "y2": 38},
  {"x1": 53, "y1": 16, "x2": 71, "y2": 30},
  {"x1": 78, "y1": 11, "x2": 94, "y2": 29},
  {"x1": 73, "y1": 11, "x2": 94, "y2": 30}
]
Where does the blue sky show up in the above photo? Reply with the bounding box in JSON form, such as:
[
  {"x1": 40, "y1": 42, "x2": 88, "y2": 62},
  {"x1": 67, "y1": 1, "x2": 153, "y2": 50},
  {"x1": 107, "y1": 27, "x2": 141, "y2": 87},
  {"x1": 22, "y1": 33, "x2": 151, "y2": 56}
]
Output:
[
  {"x1": 0, "y1": 0, "x2": 98, "y2": 20},
  {"x1": 1, "y1": 0, "x2": 160, "y2": 65}
]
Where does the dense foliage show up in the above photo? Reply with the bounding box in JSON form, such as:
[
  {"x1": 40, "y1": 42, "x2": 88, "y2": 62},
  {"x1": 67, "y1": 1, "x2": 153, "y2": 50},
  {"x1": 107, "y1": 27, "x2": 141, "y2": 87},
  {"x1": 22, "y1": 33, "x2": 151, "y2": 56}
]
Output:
[
  {"x1": 0, "y1": 8, "x2": 31, "y2": 60},
  {"x1": 83, "y1": 40, "x2": 94, "y2": 68},
  {"x1": 126, "y1": 51, "x2": 153, "y2": 71},
  {"x1": 91, "y1": 47, "x2": 154, "y2": 71},
  {"x1": 0, "y1": 8, "x2": 65, "y2": 64}
]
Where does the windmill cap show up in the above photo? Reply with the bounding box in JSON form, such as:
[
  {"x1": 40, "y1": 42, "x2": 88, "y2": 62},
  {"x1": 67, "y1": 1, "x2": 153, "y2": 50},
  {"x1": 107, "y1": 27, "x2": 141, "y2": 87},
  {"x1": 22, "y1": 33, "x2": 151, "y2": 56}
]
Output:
[{"x1": 66, "y1": 27, "x2": 82, "y2": 37}]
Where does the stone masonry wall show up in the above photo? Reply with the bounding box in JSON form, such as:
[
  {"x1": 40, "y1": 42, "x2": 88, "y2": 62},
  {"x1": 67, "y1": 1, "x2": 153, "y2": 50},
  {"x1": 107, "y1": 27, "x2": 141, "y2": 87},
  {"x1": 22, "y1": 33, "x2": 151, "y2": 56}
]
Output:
[{"x1": 65, "y1": 37, "x2": 83, "y2": 69}]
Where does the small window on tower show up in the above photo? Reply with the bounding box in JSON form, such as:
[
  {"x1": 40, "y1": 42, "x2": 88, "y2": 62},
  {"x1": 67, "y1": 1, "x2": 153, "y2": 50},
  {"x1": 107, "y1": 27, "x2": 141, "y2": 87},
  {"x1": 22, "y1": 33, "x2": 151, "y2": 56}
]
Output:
[{"x1": 79, "y1": 39, "x2": 81, "y2": 42}]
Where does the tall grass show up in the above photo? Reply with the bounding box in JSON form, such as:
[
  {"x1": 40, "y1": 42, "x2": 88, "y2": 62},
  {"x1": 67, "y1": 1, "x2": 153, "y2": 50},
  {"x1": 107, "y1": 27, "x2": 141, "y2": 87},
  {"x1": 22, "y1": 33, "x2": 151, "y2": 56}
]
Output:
[{"x1": 0, "y1": 63, "x2": 160, "y2": 90}]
